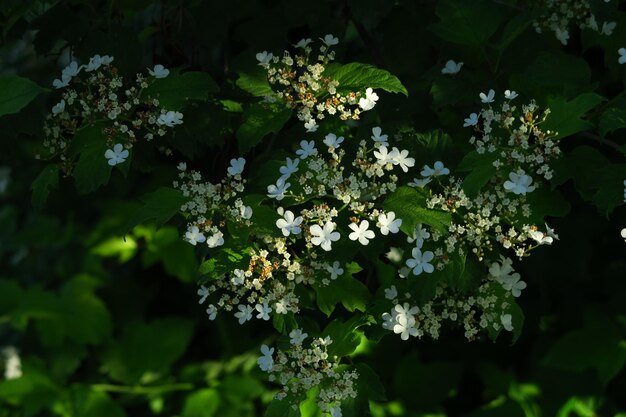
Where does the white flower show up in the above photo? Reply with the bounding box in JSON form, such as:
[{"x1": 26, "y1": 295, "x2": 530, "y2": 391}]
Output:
[
  {"x1": 501, "y1": 314, "x2": 513, "y2": 331},
  {"x1": 267, "y1": 178, "x2": 291, "y2": 200},
  {"x1": 348, "y1": 220, "x2": 375, "y2": 245},
  {"x1": 385, "y1": 247, "x2": 404, "y2": 263},
  {"x1": 2, "y1": 347, "x2": 22, "y2": 380},
  {"x1": 295, "y1": 38, "x2": 312, "y2": 48},
  {"x1": 371, "y1": 127, "x2": 389, "y2": 147},
  {"x1": 157, "y1": 110, "x2": 184, "y2": 127},
  {"x1": 323, "y1": 133, "x2": 344, "y2": 148},
  {"x1": 276, "y1": 210, "x2": 303, "y2": 236},
  {"x1": 234, "y1": 304, "x2": 253, "y2": 324},
  {"x1": 255, "y1": 302, "x2": 272, "y2": 320},
  {"x1": 321, "y1": 34, "x2": 339, "y2": 46},
  {"x1": 503, "y1": 171, "x2": 536, "y2": 195},
  {"x1": 53, "y1": 74, "x2": 71, "y2": 89},
  {"x1": 441, "y1": 59, "x2": 463, "y2": 75},
  {"x1": 289, "y1": 328, "x2": 308, "y2": 345},
  {"x1": 197, "y1": 285, "x2": 209, "y2": 304},
  {"x1": 377, "y1": 211, "x2": 402, "y2": 235},
  {"x1": 330, "y1": 405, "x2": 342, "y2": 417},
  {"x1": 304, "y1": 119, "x2": 318, "y2": 132},
  {"x1": 275, "y1": 299, "x2": 288, "y2": 314},
  {"x1": 84, "y1": 54, "x2": 114, "y2": 72},
  {"x1": 52, "y1": 99, "x2": 66, "y2": 115},
  {"x1": 279, "y1": 157, "x2": 299, "y2": 179},
  {"x1": 407, "y1": 224, "x2": 430, "y2": 244},
  {"x1": 207, "y1": 231, "x2": 224, "y2": 248},
  {"x1": 257, "y1": 344, "x2": 274, "y2": 371},
  {"x1": 392, "y1": 303, "x2": 419, "y2": 340},
  {"x1": 374, "y1": 146, "x2": 399, "y2": 165},
  {"x1": 601, "y1": 21, "x2": 616, "y2": 36},
  {"x1": 410, "y1": 178, "x2": 432, "y2": 188},
  {"x1": 504, "y1": 89, "x2": 518, "y2": 100},
  {"x1": 148, "y1": 64, "x2": 170, "y2": 78},
  {"x1": 621, "y1": 228, "x2": 626, "y2": 241},
  {"x1": 359, "y1": 87, "x2": 379, "y2": 111},
  {"x1": 310, "y1": 221, "x2": 340, "y2": 251},
  {"x1": 104, "y1": 143, "x2": 129, "y2": 166},
  {"x1": 479, "y1": 89, "x2": 495, "y2": 103},
  {"x1": 177, "y1": 162, "x2": 187, "y2": 171},
  {"x1": 296, "y1": 140, "x2": 317, "y2": 159},
  {"x1": 62, "y1": 61, "x2": 81, "y2": 78},
  {"x1": 326, "y1": 261, "x2": 344, "y2": 279},
  {"x1": 240, "y1": 205, "x2": 253, "y2": 220},
  {"x1": 545, "y1": 223, "x2": 559, "y2": 241},
  {"x1": 406, "y1": 247, "x2": 435, "y2": 276},
  {"x1": 206, "y1": 304, "x2": 217, "y2": 320},
  {"x1": 384, "y1": 285, "x2": 397, "y2": 300},
  {"x1": 463, "y1": 112, "x2": 479, "y2": 127},
  {"x1": 619, "y1": 48, "x2": 626, "y2": 65},
  {"x1": 256, "y1": 51, "x2": 273, "y2": 65},
  {"x1": 528, "y1": 229, "x2": 553, "y2": 245},
  {"x1": 489, "y1": 257, "x2": 515, "y2": 282},
  {"x1": 185, "y1": 225, "x2": 206, "y2": 246},
  {"x1": 421, "y1": 161, "x2": 450, "y2": 177},
  {"x1": 227, "y1": 157, "x2": 246, "y2": 176},
  {"x1": 393, "y1": 149, "x2": 415, "y2": 173},
  {"x1": 231, "y1": 269, "x2": 245, "y2": 285},
  {"x1": 501, "y1": 273, "x2": 526, "y2": 297}
]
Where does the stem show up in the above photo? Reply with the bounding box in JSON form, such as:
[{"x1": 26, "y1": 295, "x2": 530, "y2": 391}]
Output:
[
  {"x1": 579, "y1": 131, "x2": 621, "y2": 151},
  {"x1": 91, "y1": 383, "x2": 194, "y2": 395}
]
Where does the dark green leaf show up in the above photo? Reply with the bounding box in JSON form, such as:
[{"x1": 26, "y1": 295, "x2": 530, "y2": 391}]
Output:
[
  {"x1": 236, "y1": 103, "x2": 292, "y2": 154},
  {"x1": 314, "y1": 262, "x2": 369, "y2": 316},
  {"x1": 142, "y1": 69, "x2": 219, "y2": 110},
  {"x1": 31, "y1": 164, "x2": 59, "y2": 209},
  {"x1": 126, "y1": 187, "x2": 189, "y2": 232},
  {"x1": 0, "y1": 75, "x2": 46, "y2": 117},
  {"x1": 543, "y1": 93, "x2": 605, "y2": 139}
]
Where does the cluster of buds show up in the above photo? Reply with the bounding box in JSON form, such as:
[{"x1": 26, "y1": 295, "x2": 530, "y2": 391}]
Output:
[
  {"x1": 43, "y1": 55, "x2": 181, "y2": 172},
  {"x1": 257, "y1": 35, "x2": 379, "y2": 132}
]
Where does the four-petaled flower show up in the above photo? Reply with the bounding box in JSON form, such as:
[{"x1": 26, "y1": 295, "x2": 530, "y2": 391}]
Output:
[
  {"x1": 276, "y1": 209, "x2": 303, "y2": 236},
  {"x1": 206, "y1": 304, "x2": 217, "y2": 320},
  {"x1": 255, "y1": 302, "x2": 272, "y2": 320},
  {"x1": 304, "y1": 119, "x2": 318, "y2": 132},
  {"x1": 393, "y1": 149, "x2": 415, "y2": 173},
  {"x1": 321, "y1": 34, "x2": 339, "y2": 46},
  {"x1": 406, "y1": 247, "x2": 435, "y2": 276},
  {"x1": 52, "y1": 99, "x2": 66, "y2": 116},
  {"x1": 348, "y1": 220, "x2": 375, "y2": 245},
  {"x1": 374, "y1": 145, "x2": 398, "y2": 165},
  {"x1": 377, "y1": 211, "x2": 402, "y2": 235},
  {"x1": 257, "y1": 344, "x2": 274, "y2": 371},
  {"x1": 197, "y1": 285, "x2": 209, "y2": 304},
  {"x1": 289, "y1": 328, "x2": 308, "y2": 345},
  {"x1": 62, "y1": 61, "x2": 81, "y2": 78},
  {"x1": 323, "y1": 133, "x2": 344, "y2": 148},
  {"x1": 310, "y1": 221, "x2": 340, "y2": 251},
  {"x1": 421, "y1": 161, "x2": 450, "y2": 177},
  {"x1": 295, "y1": 38, "x2": 312, "y2": 48},
  {"x1": 479, "y1": 89, "x2": 495, "y2": 103},
  {"x1": 157, "y1": 111, "x2": 184, "y2": 127},
  {"x1": 503, "y1": 171, "x2": 536, "y2": 195},
  {"x1": 619, "y1": 48, "x2": 626, "y2": 65},
  {"x1": 279, "y1": 157, "x2": 299, "y2": 179},
  {"x1": 384, "y1": 285, "x2": 398, "y2": 300},
  {"x1": 185, "y1": 225, "x2": 206, "y2": 246},
  {"x1": 371, "y1": 126, "x2": 389, "y2": 147},
  {"x1": 267, "y1": 178, "x2": 291, "y2": 200},
  {"x1": 359, "y1": 88, "x2": 379, "y2": 111},
  {"x1": 84, "y1": 54, "x2": 114, "y2": 72},
  {"x1": 256, "y1": 51, "x2": 273, "y2": 65},
  {"x1": 441, "y1": 59, "x2": 463, "y2": 75},
  {"x1": 227, "y1": 157, "x2": 246, "y2": 176},
  {"x1": 104, "y1": 143, "x2": 129, "y2": 166},
  {"x1": 148, "y1": 64, "x2": 170, "y2": 78},
  {"x1": 326, "y1": 261, "x2": 344, "y2": 279},
  {"x1": 504, "y1": 89, "x2": 518, "y2": 100},
  {"x1": 234, "y1": 304, "x2": 253, "y2": 324},
  {"x1": 463, "y1": 112, "x2": 479, "y2": 127},
  {"x1": 296, "y1": 140, "x2": 317, "y2": 159},
  {"x1": 501, "y1": 314, "x2": 513, "y2": 331},
  {"x1": 207, "y1": 231, "x2": 224, "y2": 248}
]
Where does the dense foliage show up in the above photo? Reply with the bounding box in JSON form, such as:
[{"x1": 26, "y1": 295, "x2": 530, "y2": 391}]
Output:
[{"x1": 1, "y1": 0, "x2": 626, "y2": 416}]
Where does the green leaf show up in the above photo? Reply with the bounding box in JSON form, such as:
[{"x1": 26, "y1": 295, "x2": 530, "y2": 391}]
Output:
[
  {"x1": 265, "y1": 397, "x2": 301, "y2": 417},
  {"x1": 142, "y1": 69, "x2": 219, "y2": 110},
  {"x1": 71, "y1": 125, "x2": 113, "y2": 194},
  {"x1": 543, "y1": 93, "x2": 605, "y2": 139},
  {"x1": 383, "y1": 186, "x2": 451, "y2": 234},
  {"x1": 182, "y1": 389, "x2": 221, "y2": 417},
  {"x1": 429, "y1": 0, "x2": 505, "y2": 46},
  {"x1": 236, "y1": 69, "x2": 273, "y2": 97},
  {"x1": 102, "y1": 317, "x2": 194, "y2": 384},
  {"x1": 143, "y1": 226, "x2": 199, "y2": 282},
  {"x1": 126, "y1": 187, "x2": 189, "y2": 232},
  {"x1": 496, "y1": 11, "x2": 535, "y2": 51},
  {"x1": 236, "y1": 103, "x2": 292, "y2": 154},
  {"x1": 542, "y1": 315, "x2": 626, "y2": 386},
  {"x1": 324, "y1": 62, "x2": 407, "y2": 96},
  {"x1": 521, "y1": 187, "x2": 571, "y2": 224},
  {"x1": 354, "y1": 363, "x2": 386, "y2": 402},
  {"x1": 0, "y1": 75, "x2": 46, "y2": 117},
  {"x1": 599, "y1": 107, "x2": 626, "y2": 138},
  {"x1": 323, "y1": 315, "x2": 375, "y2": 357},
  {"x1": 457, "y1": 151, "x2": 499, "y2": 197},
  {"x1": 31, "y1": 164, "x2": 59, "y2": 209},
  {"x1": 314, "y1": 262, "x2": 369, "y2": 316}
]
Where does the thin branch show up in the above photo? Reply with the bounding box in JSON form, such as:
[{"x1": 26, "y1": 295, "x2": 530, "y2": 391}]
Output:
[{"x1": 579, "y1": 131, "x2": 621, "y2": 151}]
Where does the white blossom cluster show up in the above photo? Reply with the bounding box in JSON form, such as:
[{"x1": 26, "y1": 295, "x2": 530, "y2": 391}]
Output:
[
  {"x1": 43, "y1": 55, "x2": 180, "y2": 171},
  {"x1": 1, "y1": 346, "x2": 22, "y2": 380},
  {"x1": 189, "y1": 127, "x2": 414, "y2": 325},
  {"x1": 257, "y1": 36, "x2": 379, "y2": 132},
  {"x1": 532, "y1": 0, "x2": 616, "y2": 45},
  {"x1": 382, "y1": 256, "x2": 523, "y2": 341},
  {"x1": 257, "y1": 333, "x2": 357, "y2": 417}
]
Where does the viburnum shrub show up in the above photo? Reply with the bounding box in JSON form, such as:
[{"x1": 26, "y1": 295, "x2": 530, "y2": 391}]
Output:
[{"x1": 3, "y1": 1, "x2": 626, "y2": 416}]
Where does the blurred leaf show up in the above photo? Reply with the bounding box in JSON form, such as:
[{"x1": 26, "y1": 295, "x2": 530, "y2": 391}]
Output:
[
  {"x1": 31, "y1": 164, "x2": 59, "y2": 209},
  {"x1": 429, "y1": 0, "x2": 505, "y2": 46},
  {"x1": 0, "y1": 75, "x2": 46, "y2": 117},
  {"x1": 182, "y1": 388, "x2": 221, "y2": 417}
]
